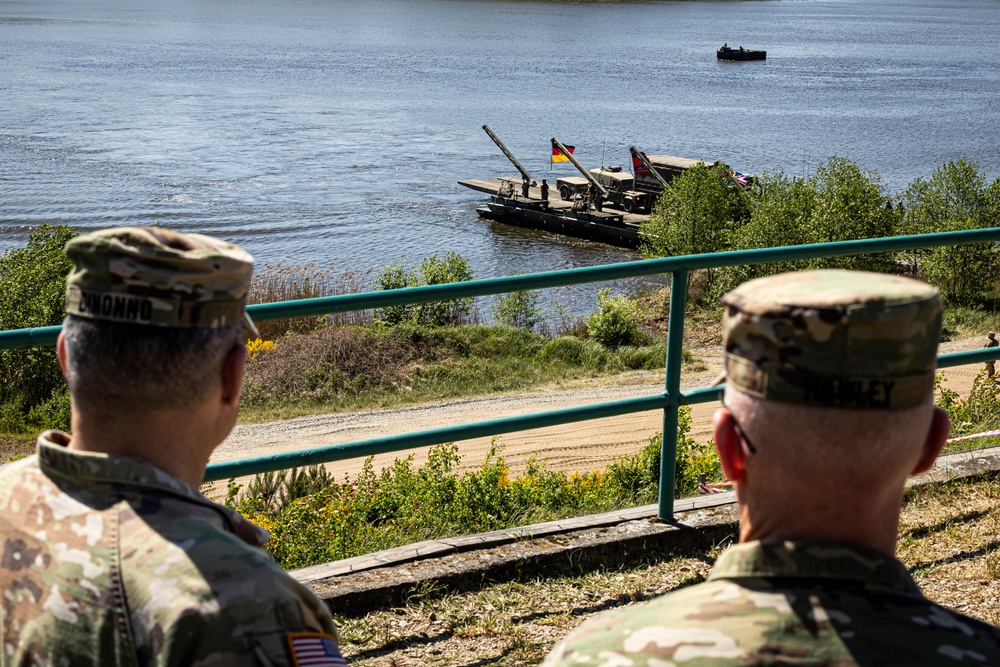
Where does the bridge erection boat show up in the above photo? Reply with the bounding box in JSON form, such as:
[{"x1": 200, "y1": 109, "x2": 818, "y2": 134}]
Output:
[{"x1": 459, "y1": 126, "x2": 720, "y2": 249}]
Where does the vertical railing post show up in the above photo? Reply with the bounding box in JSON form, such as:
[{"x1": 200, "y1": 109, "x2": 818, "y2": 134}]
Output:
[{"x1": 658, "y1": 269, "x2": 688, "y2": 521}]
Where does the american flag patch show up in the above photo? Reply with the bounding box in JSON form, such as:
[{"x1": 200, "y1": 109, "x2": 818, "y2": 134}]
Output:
[{"x1": 287, "y1": 632, "x2": 346, "y2": 667}]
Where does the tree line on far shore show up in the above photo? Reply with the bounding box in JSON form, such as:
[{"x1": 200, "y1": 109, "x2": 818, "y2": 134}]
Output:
[{"x1": 640, "y1": 156, "x2": 1000, "y2": 304}]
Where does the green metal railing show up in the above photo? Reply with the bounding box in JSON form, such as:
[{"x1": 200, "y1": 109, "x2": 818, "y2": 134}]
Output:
[{"x1": 4, "y1": 227, "x2": 1000, "y2": 520}]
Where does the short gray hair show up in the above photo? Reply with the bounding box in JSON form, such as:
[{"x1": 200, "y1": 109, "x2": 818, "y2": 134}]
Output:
[{"x1": 62, "y1": 315, "x2": 242, "y2": 414}]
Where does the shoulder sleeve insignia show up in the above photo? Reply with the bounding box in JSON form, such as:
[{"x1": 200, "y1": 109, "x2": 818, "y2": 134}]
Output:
[{"x1": 286, "y1": 632, "x2": 346, "y2": 667}]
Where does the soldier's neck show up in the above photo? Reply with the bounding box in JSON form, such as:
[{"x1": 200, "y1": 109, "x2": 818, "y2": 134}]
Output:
[
  {"x1": 67, "y1": 401, "x2": 231, "y2": 489},
  {"x1": 737, "y1": 490, "x2": 903, "y2": 557}
]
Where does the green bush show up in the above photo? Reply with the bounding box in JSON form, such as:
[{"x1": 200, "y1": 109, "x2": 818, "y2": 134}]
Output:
[
  {"x1": 0, "y1": 224, "x2": 77, "y2": 432},
  {"x1": 587, "y1": 288, "x2": 642, "y2": 348},
  {"x1": 492, "y1": 285, "x2": 543, "y2": 331},
  {"x1": 901, "y1": 159, "x2": 1000, "y2": 304},
  {"x1": 717, "y1": 170, "x2": 816, "y2": 291},
  {"x1": 373, "y1": 252, "x2": 476, "y2": 326},
  {"x1": 805, "y1": 157, "x2": 897, "y2": 273},
  {"x1": 640, "y1": 162, "x2": 749, "y2": 260},
  {"x1": 608, "y1": 406, "x2": 723, "y2": 500},
  {"x1": 936, "y1": 371, "x2": 1000, "y2": 444}
]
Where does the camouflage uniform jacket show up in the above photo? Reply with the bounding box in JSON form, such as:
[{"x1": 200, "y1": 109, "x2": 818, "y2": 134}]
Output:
[
  {"x1": 0, "y1": 431, "x2": 342, "y2": 666},
  {"x1": 543, "y1": 540, "x2": 1000, "y2": 666}
]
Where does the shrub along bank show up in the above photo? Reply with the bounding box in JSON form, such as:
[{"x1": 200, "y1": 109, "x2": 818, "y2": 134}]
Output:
[{"x1": 641, "y1": 156, "x2": 1000, "y2": 305}]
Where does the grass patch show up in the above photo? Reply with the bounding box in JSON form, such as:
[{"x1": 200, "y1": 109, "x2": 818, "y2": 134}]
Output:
[
  {"x1": 336, "y1": 472, "x2": 1000, "y2": 665},
  {"x1": 942, "y1": 304, "x2": 1000, "y2": 342}
]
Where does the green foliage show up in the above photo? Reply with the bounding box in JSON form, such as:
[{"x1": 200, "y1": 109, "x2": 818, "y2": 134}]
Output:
[
  {"x1": 936, "y1": 371, "x2": 1000, "y2": 445},
  {"x1": 0, "y1": 224, "x2": 77, "y2": 432},
  {"x1": 902, "y1": 159, "x2": 1000, "y2": 304},
  {"x1": 492, "y1": 284, "x2": 543, "y2": 331},
  {"x1": 371, "y1": 259, "x2": 413, "y2": 324},
  {"x1": 713, "y1": 158, "x2": 897, "y2": 295},
  {"x1": 373, "y1": 252, "x2": 476, "y2": 326},
  {"x1": 720, "y1": 170, "x2": 816, "y2": 288},
  {"x1": 229, "y1": 465, "x2": 337, "y2": 515},
  {"x1": 25, "y1": 387, "x2": 72, "y2": 433},
  {"x1": 586, "y1": 288, "x2": 642, "y2": 348},
  {"x1": 806, "y1": 157, "x2": 897, "y2": 273},
  {"x1": 640, "y1": 163, "x2": 749, "y2": 262},
  {"x1": 232, "y1": 409, "x2": 721, "y2": 570},
  {"x1": 617, "y1": 406, "x2": 723, "y2": 499}
]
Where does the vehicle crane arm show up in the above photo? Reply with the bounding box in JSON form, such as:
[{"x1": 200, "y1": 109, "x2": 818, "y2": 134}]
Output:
[
  {"x1": 551, "y1": 136, "x2": 609, "y2": 199},
  {"x1": 629, "y1": 146, "x2": 671, "y2": 190},
  {"x1": 482, "y1": 125, "x2": 535, "y2": 186}
]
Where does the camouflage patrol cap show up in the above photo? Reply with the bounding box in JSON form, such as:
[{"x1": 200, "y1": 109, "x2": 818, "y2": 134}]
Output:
[
  {"x1": 64, "y1": 227, "x2": 259, "y2": 337},
  {"x1": 720, "y1": 270, "x2": 941, "y2": 409}
]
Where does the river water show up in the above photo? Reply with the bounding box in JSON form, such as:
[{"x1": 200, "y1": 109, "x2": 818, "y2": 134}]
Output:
[{"x1": 2, "y1": 0, "x2": 999, "y2": 312}]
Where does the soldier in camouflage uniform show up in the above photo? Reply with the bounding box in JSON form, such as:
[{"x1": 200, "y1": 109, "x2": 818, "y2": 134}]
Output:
[
  {"x1": 543, "y1": 269, "x2": 1000, "y2": 666},
  {"x1": 0, "y1": 228, "x2": 345, "y2": 666},
  {"x1": 984, "y1": 331, "x2": 997, "y2": 378}
]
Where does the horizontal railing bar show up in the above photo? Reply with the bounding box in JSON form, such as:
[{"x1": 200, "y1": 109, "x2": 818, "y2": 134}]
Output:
[
  {"x1": 4, "y1": 227, "x2": 1000, "y2": 350},
  {"x1": 681, "y1": 386, "x2": 725, "y2": 405},
  {"x1": 204, "y1": 392, "x2": 672, "y2": 481},
  {"x1": 937, "y1": 348, "x2": 1000, "y2": 368},
  {"x1": 0, "y1": 325, "x2": 61, "y2": 350}
]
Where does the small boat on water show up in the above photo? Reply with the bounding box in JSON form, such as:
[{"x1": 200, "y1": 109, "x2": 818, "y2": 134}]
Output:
[{"x1": 717, "y1": 44, "x2": 766, "y2": 61}]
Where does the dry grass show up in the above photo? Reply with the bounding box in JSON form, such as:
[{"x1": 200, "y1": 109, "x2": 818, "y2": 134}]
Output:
[
  {"x1": 0, "y1": 434, "x2": 34, "y2": 463},
  {"x1": 338, "y1": 550, "x2": 719, "y2": 666},
  {"x1": 247, "y1": 263, "x2": 374, "y2": 339},
  {"x1": 339, "y1": 472, "x2": 1000, "y2": 666},
  {"x1": 243, "y1": 326, "x2": 418, "y2": 406}
]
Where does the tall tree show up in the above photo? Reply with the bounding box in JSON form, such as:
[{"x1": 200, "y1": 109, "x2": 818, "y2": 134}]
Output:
[
  {"x1": 640, "y1": 162, "x2": 748, "y2": 260},
  {"x1": 902, "y1": 158, "x2": 1000, "y2": 303},
  {"x1": 720, "y1": 170, "x2": 816, "y2": 290},
  {"x1": 805, "y1": 157, "x2": 897, "y2": 273}
]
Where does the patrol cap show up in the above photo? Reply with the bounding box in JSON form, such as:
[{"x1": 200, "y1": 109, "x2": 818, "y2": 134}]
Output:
[
  {"x1": 64, "y1": 226, "x2": 259, "y2": 337},
  {"x1": 720, "y1": 269, "x2": 941, "y2": 409}
]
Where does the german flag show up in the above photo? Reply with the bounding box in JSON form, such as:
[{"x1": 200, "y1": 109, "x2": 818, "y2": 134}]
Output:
[{"x1": 551, "y1": 141, "x2": 574, "y2": 163}]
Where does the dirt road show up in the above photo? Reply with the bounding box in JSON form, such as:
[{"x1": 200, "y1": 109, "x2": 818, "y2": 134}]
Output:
[{"x1": 210, "y1": 337, "x2": 988, "y2": 486}]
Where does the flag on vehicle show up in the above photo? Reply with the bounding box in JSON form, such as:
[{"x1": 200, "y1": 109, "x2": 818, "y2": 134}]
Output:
[
  {"x1": 551, "y1": 141, "x2": 574, "y2": 163},
  {"x1": 632, "y1": 151, "x2": 649, "y2": 174},
  {"x1": 732, "y1": 171, "x2": 750, "y2": 187}
]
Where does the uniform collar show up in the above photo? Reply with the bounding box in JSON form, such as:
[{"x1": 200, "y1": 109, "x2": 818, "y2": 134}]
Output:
[
  {"x1": 35, "y1": 430, "x2": 270, "y2": 548},
  {"x1": 709, "y1": 540, "x2": 921, "y2": 595}
]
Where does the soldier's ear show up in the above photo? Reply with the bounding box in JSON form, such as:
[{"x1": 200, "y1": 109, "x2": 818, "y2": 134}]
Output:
[
  {"x1": 220, "y1": 342, "x2": 247, "y2": 408},
  {"x1": 911, "y1": 407, "x2": 949, "y2": 476},
  {"x1": 713, "y1": 408, "x2": 746, "y2": 482},
  {"x1": 56, "y1": 330, "x2": 69, "y2": 379}
]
